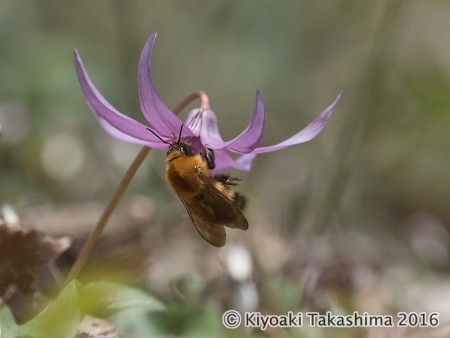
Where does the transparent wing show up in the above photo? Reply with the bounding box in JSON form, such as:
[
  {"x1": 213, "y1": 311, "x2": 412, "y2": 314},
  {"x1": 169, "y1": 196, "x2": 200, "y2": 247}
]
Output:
[
  {"x1": 178, "y1": 195, "x2": 227, "y2": 247},
  {"x1": 195, "y1": 169, "x2": 248, "y2": 231},
  {"x1": 176, "y1": 169, "x2": 248, "y2": 247}
]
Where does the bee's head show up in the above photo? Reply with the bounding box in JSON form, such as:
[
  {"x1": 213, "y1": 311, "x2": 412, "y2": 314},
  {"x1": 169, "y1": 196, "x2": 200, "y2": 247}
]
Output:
[
  {"x1": 167, "y1": 141, "x2": 193, "y2": 157},
  {"x1": 146, "y1": 124, "x2": 194, "y2": 159}
]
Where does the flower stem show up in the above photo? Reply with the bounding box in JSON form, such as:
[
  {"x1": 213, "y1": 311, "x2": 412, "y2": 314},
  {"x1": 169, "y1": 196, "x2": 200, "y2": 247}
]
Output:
[
  {"x1": 173, "y1": 90, "x2": 210, "y2": 110},
  {"x1": 63, "y1": 91, "x2": 210, "y2": 286}
]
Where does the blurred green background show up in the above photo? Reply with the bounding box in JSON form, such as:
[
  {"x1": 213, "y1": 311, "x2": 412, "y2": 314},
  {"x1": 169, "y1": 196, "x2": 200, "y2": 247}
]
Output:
[{"x1": 1, "y1": 0, "x2": 450, "y2": 337}]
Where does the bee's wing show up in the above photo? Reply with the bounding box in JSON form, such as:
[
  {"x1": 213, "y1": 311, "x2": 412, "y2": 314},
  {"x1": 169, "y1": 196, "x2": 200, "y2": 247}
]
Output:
[
  {"x1": 177, "y1": 195, "x2": 227, "y2": 247},
  {"x1": 176, "y1": 169, "x2": 248, "y2": 247},
  {"x1": 195, "y1": 169, "x2": 248, "y2": 231}
]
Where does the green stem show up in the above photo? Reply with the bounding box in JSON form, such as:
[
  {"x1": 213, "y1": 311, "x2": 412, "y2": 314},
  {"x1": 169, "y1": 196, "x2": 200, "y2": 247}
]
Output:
[{"x1": 63, "y1": 91, "x2": 209, "y2": 286}]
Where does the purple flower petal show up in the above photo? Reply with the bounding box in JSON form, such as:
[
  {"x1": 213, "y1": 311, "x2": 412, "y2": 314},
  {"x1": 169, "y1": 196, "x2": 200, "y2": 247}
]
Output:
[
  {"x1": 185, "y1": 108, "x2": 219, "y2": 140},
  {"x1": 91, "y1": 108, "x2": 169, "y2": 149},
  {"x1": 74, "y1": 49, "x2": 167, "y2": 146},
  {"x1": 190, "y1": 91, "x2": 265, "y2": 152},
  {"x1": 226, "y1": 90, "x2": 265, "y2": 153},
  {"x1": 235, "y1": 153, "x2": 257, "y2": 171},
  {"x1": 138, "y1": 33, "x2": 194, "y2": 138},
  {"x1": 211, "y1": 150, "x2": 255, "y2": 172},
  {"x1": 187, "y1": 108, "x2": 227, "y2": 148},
  {"x1": 249, "y1": 92, "x2": 342, "y2": 154}
]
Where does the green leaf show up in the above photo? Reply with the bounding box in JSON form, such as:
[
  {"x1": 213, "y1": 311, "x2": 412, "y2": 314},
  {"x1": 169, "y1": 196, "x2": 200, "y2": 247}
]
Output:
[
  {"x1": 0, "y1": 301, "x2": 18, "y2": 335},
  {"x1": 14, "y1": 280, "x2": 83, "y2": 338},
  {"x1": 82, "y1": 281, "x2": 165, "y2": 315},
  {"x1": 0, "y1": 281, "x2": 82, "y2": 338},
  {"x1": 151, "y1": 302, "x2": 222, "y2": 338},
  {"x1": 0, "y1": 281, "x2": 167, "y2": 338},
  {"x1": 82, "y1": 282, "x2": 166, "y2": 338}
]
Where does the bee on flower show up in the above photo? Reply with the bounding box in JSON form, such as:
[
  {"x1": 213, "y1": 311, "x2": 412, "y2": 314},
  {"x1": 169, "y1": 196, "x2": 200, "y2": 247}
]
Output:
[{"x1": 74, "y1": 33, "x2": 341, "y2": 246}]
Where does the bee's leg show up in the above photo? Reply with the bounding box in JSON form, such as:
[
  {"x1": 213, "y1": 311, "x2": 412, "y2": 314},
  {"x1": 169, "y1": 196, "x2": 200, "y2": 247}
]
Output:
[
  {"x1": 232, "y1": 192, "x2": 247, "y2": 211},
  {"x1": 213, "y1": 173, "x2": 242, "y2": 186}
]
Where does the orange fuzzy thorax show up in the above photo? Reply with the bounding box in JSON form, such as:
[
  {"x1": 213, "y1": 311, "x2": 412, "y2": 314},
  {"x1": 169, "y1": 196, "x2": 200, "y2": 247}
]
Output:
[{"x1": 166, "y1": 153, "x2": 208, "y2": 200}]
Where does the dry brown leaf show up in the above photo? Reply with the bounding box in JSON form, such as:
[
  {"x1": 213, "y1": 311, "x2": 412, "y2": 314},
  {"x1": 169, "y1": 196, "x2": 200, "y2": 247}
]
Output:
[{"x1": 0, "y1": 205, "x2": 71, "y2": 294}]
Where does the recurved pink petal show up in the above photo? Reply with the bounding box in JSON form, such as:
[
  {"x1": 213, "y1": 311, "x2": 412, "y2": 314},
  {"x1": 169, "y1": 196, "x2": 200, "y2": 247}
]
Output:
[
  {"x1": 91, "y1": 109, "x2": 169, "y2": 149},
  {"x1": 195, "y1": 91, "x2": 265, "y2": 152},
  {"x1": 138, "y1": 33, "x2": 194, "y2": 138},
  {"x1": 212, "y1": 149, "x2": 255, "y2": 172},
  {"x1": 186, "y1": 108, "x2": 227, "y2": 148},
  {"x1": 235, "y1": 153, "x2": 257, "y2": 171},
  {"x1": 249, "y1": 92, "x2": 342, "y2": 154},
  {"x1": 74, "y1": 49, "x2": 167, "y2": 146},
  {"x1": 225, "y1": 90, "x2": 265, "y2": 153}
]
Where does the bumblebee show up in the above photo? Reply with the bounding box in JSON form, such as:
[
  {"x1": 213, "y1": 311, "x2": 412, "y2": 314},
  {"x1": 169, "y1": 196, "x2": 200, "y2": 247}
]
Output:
[{"x1": 147, "y1": 126, "x2": 248, "y2": 247}]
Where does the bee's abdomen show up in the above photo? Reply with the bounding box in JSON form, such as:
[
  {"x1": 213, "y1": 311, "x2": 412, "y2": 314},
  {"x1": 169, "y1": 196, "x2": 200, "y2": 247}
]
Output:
[{"x1": 213, "y1": 173, "x2": 247, "y2": 211}]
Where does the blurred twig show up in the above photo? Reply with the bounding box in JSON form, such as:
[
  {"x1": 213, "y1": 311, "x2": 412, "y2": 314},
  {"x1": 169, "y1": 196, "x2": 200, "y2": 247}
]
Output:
[{"x1": 63, "y1": 146, "x2": 150, "y2": 285}]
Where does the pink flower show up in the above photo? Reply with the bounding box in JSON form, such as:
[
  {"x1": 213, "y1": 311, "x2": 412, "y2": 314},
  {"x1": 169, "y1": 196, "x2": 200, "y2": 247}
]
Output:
[{"x1": 74, "y1": 33, "x2": 341, "y2": 172}]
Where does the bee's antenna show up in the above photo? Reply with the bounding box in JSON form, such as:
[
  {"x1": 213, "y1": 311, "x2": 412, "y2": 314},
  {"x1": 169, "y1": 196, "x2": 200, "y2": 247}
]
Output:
[
  {"x1": 178, "y1": 124, "x2": 184, "y2": 142},
  {"x1": 146, "y1": 127, "x2": 172, "y2": 145}
]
